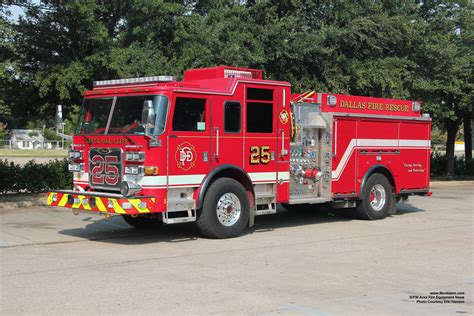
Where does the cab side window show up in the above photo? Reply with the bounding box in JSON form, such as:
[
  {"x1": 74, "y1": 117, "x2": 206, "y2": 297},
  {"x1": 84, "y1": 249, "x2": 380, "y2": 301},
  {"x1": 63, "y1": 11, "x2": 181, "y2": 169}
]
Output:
[
  {"x1": 172, "y1": 97, "x2": 206, "y2": 132},
  {"x1": 246, "y1": 88, "x2": 273, "y2": 133},
  {"x1": 224, "y1": 101, "x2": 241, "y2": 133}
]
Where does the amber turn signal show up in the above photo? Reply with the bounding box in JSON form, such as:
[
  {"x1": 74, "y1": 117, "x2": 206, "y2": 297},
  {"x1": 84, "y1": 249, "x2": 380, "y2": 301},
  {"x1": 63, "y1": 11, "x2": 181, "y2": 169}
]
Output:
[{"x1": 144, "y1": 166, "x2": 159, "y2": 176}]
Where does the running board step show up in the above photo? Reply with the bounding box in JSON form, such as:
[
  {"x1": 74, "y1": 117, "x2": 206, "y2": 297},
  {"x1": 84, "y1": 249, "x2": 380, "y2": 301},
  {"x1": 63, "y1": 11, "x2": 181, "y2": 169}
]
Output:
[
  {"x1": 162, "y1": 209, "x2": 196, "y2": 224},
  {"x1": 255, "y1": 202, "x2": 276, "y2": 216}
]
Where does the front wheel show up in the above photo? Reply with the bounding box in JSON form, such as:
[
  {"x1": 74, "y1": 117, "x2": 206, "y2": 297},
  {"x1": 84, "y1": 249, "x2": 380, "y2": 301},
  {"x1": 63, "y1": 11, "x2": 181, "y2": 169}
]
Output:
[
  {"x1": 197, "y1": 178, "x2": 250, "y2": 238},
  {"x1": 356, "y1": 173, "x2": 392, "y2": 220}
]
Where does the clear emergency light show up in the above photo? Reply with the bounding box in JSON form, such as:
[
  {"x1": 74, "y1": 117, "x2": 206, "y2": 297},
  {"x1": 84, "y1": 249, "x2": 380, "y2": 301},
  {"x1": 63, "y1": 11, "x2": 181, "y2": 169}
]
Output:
[
  {"x1": 223, "y1": 69, "x2": 253, "y2": 79},
  {"x1": 93, "y1": 75, "x2": 176, "y2": 88},
  {"x1": 412, "y1": 101, "x2": 421, "y2": 112}
]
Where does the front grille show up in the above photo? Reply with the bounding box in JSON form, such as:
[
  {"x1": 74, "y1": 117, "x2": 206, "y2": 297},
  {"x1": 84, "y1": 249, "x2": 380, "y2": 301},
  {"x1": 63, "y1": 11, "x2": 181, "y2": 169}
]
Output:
[{"x1": 89, "y1": 148, "x2": 122, "y2": 191}]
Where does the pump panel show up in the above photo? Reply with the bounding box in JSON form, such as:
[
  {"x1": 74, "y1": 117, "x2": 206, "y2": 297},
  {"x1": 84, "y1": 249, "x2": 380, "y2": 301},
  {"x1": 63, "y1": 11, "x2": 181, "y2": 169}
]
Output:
[{"x1": 288, "y1": 103, "x2": 332, "y2": 203}]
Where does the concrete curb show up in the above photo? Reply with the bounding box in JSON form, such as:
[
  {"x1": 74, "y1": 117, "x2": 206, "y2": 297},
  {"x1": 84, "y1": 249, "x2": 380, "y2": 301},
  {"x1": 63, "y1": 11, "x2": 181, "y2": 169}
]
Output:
[
  {"x1": 1, "y1": 181, "x2": 473, "y2": 209},
  {"x1": 0, "y1": 193, "x2": 48, "y2": 209},
  {"x1": 430, "y1": 180, "x2": 474, "y2": 188}
]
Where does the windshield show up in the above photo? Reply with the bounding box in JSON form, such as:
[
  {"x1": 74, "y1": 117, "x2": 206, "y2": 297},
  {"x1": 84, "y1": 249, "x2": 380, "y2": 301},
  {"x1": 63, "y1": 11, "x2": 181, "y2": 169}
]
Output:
[{"x1": 77, "y1": 95, "x2": 168, "y2": 135}]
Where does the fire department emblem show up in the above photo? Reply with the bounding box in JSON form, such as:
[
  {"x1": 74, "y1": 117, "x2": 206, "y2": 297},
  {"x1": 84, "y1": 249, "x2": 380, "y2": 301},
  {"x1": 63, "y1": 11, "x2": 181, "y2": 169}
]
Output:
[
  {"x1": 279, "y1": 110, "x2": 289, "y2": 124},
  {"x1": 175, "y1": 142, "x2": 197, "y2": 171}
]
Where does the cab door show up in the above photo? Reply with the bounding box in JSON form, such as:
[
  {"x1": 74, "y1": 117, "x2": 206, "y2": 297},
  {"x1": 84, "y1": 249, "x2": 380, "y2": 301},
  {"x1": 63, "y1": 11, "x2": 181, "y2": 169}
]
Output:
[
  {"x1": 167, "y1": 95, "x2": 211, "y2": 187},
  {"x1": 243, "y1": 85, "x2": 278, "y2": 185},
  {"x1": 210, "y1": 95, "x2": 244, "y2": 169}
]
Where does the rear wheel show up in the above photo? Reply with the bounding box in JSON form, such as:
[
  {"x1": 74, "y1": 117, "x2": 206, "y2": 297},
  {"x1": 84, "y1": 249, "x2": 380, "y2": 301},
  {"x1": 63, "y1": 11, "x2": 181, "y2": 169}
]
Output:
[
  {"x1": 356, "y1": 173, "x2": 392, "y2": 220},
  {"x1": 122, "y1": 214, "x2": 162, "y2": 229},
  {"x1": 197, "y1": 178, "x2": 250, "y2": 238}
]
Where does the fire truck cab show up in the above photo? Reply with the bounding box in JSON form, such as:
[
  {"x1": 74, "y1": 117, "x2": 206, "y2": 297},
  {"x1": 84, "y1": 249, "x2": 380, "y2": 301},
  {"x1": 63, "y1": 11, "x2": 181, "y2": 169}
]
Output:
[{"x1": 48, "y1": 66, "x2": 431, "y2": 238}]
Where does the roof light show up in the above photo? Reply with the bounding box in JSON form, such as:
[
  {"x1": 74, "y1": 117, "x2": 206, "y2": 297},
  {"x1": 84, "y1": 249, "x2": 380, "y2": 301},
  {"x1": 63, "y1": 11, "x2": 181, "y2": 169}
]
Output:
[
  {"x1": 327, "y1": 95, "x2": 337, "y2": 106},
  {"x1": 412, "y1": 101, "x2": 421, "y2": 112},
  {"x1": 93, "y1": 76, "x2": 176, "y2": 88},
  {"x1": 224, "y1": 69, "x2": 253, "y2": 79}
]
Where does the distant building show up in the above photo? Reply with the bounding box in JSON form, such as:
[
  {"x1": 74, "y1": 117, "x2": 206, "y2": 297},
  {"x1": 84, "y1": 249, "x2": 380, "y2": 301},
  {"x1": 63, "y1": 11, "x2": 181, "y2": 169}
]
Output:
[{"x1": 9, "y1": 129, "x2": 51, "y2": 149}]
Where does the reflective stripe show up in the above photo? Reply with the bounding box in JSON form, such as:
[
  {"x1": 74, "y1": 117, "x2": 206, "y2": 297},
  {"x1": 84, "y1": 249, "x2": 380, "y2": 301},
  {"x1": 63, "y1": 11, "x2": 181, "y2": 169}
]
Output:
[
  {"x1": 47, "y1": 193, "x2": 53, "y2": 205},
  {"x1": 95, "y1": 197, "x2": 107, "y2": 212},
  {"x1": 332, "y1": 138, "x2": 431, "y2": 180},
  {"x1": 399, "y1": 140, "x2": 431, "y2": 147},
  {"x1": 58, "y1": 194, "x2": 69, "y2": 207},
  {"x1": 169, "y1": 174, "x2": 205, "y2": 186},
  {"x1": 71, "y1": 195, "x2": 82, "y2": 209},
  {"x1": 81, "y1": 195, "x2": 92, "y2": 211},
  {"x1": 130, "y1": 198, "x2": 150, "y2": 213},
  {"x1": 112, "y1": 199, "x2": 126, "y2": 214},
  {"x1": 141, "y1": 176, "x2": 167, "y2": 186}
]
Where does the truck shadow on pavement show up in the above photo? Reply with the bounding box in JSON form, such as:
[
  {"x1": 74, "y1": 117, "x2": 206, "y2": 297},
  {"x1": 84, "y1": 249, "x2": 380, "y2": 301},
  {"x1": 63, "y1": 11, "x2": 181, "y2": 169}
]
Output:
[
  {"x1": 395, "y1": 202, "x2": 426, "y2": 215},
  {"x1": 58, "y1": 202, "x2": 425, "y2": 245}
]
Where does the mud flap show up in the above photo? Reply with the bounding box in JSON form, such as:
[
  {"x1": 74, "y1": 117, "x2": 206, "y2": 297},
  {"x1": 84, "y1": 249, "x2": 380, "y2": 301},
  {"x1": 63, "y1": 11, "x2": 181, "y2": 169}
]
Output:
[
  {"x1": 388, "y1": 193, "x2": 397, "y2": 215},
  {"x1": 249, "y1": 205, "x2": 255, "y2": 227}
]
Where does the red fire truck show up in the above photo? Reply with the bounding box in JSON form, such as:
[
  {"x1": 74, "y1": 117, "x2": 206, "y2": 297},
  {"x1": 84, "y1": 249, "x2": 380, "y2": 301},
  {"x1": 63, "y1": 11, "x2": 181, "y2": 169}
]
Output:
[{"x1": 47, "y1": 66, "x2": 431, "y2": 238}]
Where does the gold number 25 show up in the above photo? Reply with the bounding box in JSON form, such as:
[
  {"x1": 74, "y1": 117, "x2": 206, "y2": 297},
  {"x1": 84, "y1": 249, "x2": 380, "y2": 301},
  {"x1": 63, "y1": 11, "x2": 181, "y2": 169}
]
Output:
[{"x1": 250, "y1": 146, "x2": 271, "y2": 164}]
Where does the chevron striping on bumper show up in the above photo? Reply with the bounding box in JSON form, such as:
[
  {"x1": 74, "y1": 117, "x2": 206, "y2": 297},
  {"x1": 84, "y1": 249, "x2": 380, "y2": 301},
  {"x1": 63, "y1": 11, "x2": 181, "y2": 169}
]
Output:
[
  {"x1": 47, "y1": 193, "x2": 53, "y2": 205},
  {"x1": 58, "y1": 194, "x2": 68, "y2": 207},
  {"x1": 95, "y1": 197, "x2": 107, "y2": 212},
  {"x1": 112, "y1": 199, "x2": 126, "y2": 214},
  {"x1": 130, "y1": 199, "x2": 150, "y2": 213}
]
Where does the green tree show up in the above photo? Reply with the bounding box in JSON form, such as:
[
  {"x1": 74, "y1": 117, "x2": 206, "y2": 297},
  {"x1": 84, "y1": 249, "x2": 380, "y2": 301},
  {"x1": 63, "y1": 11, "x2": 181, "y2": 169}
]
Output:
[{"x1": 414, "y1": 1, "x2": 473, "y2": 175}]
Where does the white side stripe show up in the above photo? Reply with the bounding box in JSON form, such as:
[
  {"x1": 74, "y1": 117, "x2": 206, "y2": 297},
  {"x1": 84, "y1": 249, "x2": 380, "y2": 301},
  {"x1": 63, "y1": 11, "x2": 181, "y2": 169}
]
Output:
[
  {"x1": 356, "y1": 139, "x2": 398, "y2": 147},
  {"x1": 141, "y1": 176, "x2": 167, "y2": 186},
  {"x1": 332, "y1": 138, "x2": 430, "y2": 180},
  {"x1": 248, "y1": 172, "x2": 276, "y2": 182},
  {"x1": 278, "y1": 171, "x2": 290, "y2": 181},
  {"x1": 141, "y1": 171, "x2": 287, "y2": 187},
  {"x1": 169, "y1": 174, "x2": 205, "y2": 185},
  {"x1": 399, "y1": 140, "x2": 431, "y2": 147}
]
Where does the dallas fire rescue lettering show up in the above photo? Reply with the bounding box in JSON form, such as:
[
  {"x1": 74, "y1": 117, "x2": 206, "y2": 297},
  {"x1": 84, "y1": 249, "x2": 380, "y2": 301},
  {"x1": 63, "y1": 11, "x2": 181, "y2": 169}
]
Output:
[
  {"x1": 339, "y1": 100, "x2": 409, "y2": 112},
  {"x1": 175, "y1": 142, "x2": 197, "y2": 171}
]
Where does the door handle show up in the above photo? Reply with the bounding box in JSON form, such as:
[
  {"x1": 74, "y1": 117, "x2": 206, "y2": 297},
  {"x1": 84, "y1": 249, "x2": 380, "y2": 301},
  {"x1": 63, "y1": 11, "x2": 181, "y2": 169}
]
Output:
[
  {"x1": 214, "y1": 127, "x2": 219, "y2": 159},
  {"x1": 281, "y1": 129, "x2": 288, "y2": 157}
]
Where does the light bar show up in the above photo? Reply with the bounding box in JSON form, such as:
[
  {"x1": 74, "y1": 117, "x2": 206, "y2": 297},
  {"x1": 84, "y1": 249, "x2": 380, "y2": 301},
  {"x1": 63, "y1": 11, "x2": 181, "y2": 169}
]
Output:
[
  {"x1": 93, "y1": 76, "x2": 176, "y2": 88},
  {"x1": 224, "y1": 69, "x2": 253, "y2": 79}
]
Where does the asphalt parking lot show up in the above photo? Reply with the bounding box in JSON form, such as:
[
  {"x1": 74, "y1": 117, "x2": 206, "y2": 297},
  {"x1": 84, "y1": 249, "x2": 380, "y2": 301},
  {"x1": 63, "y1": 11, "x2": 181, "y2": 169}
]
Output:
[{"x1": 1, "y1": 185, "x2": 473, "y2": 315}]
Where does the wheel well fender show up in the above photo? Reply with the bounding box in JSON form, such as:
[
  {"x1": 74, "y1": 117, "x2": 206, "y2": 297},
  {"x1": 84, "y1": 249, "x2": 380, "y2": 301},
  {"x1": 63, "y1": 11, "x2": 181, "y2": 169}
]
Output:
[
  {"x1": 360, "y1": 164, "x2": 396, "y2": 196},
  {"x1": 196, "y1": 165, "x2": 255, "y2": 210}
]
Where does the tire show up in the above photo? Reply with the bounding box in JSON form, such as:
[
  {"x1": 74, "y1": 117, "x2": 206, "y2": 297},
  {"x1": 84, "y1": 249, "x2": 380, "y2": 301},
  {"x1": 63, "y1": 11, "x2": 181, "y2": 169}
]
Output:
[
  {"x1": 197, "y1": 178, "x2": 250, "y2": 239},
  {"x1": 356, "y1": 173, "x2": 392, "y2": 220},
  {"x1": 122, "y1": 214, "x2": 162, "y2": 229}
]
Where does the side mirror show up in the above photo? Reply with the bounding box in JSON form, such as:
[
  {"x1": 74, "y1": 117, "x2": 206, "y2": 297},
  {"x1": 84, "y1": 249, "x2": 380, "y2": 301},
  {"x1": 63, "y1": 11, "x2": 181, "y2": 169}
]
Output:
[{"x1": 141, "y1": 100, "x2": 156, "y2": 136}]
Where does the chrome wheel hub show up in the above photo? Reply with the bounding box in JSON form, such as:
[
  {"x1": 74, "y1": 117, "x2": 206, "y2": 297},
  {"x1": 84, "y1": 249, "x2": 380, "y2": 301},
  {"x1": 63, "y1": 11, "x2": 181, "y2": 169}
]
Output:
[
  {"x1": 216, "y1": 193, "x2": 241, "y2": 226},
  {"x1": 370, "y1": 184, "x2": 386, "y2": 211}
]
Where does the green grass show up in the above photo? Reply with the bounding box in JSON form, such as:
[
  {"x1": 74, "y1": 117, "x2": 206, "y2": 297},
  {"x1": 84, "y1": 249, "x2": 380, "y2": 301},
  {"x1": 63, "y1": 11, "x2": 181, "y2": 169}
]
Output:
[{"x1": 0, "y1": 149, "x2": 68, "y2": 158}]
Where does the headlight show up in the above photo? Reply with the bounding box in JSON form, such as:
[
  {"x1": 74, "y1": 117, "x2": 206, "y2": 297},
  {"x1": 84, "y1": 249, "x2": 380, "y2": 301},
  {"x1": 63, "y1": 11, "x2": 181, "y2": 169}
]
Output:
[
  {"x1": 125, "y1": 166, "x2": 144, "y2": 175},
  {"x1": 68, "y1": 163, "x2": 84, "y2": 172},
  {"x1": 120, "y1": 181, "x2": 141, "y2": 197},
  {"x1": 68, "y1": 151, "x2": 82, "y2": 159},
  {"x1": 125, "y1": 151, "x2": 145, "y2": 162},
  {"x1": 68, "y1": 146, "x2": 83, "y2": 161}
]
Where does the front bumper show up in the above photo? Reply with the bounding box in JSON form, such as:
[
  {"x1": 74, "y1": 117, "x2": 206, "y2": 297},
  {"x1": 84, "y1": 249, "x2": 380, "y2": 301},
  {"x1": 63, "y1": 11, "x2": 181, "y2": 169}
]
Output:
[{"x1": 47, "y1": 190, "x2": 156, "y2": 215}]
